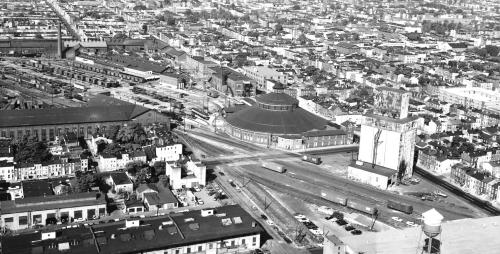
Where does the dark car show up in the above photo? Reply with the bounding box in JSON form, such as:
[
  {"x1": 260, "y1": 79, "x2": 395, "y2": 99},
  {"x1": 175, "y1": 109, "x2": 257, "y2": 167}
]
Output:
[
  {"x1": 261, "y1": 214, "x2": 268, "y2": 220},
  {"x1": 351, "y1": 229, "x2": 362, "y2": 235},
  {"x1": 344, "y1": 225, "x2": 356, "y2": 231},
  {"x1": 219, "y1": 172, "x2": 225, "y2": 176},
  {"x1": 336, "y1": 219, "x2": 348, "y2": 226}
]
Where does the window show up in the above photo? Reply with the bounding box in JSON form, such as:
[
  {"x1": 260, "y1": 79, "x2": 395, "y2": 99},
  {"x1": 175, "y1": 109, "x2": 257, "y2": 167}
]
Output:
[
  {"x1": 99, "y1": 208, "x2": 106, "y2": 215},
  {"x1": 175, "y1": 250, "x2": 180, "y2": 254},
  {"x1": 74, "y1": 210, "x2": 82, "y2": 219},
  {"x1": 186, "y1": 247, "x2": 191, "y2": 253},
  {"x1": 4, "y1": 217, "x2": 13, "y2": 223},
  {"x1": 87, "y1": 209, "x2": 95, "y2": 219},
  {"x1": 208, "y1": 243, "x2": 213, "y2": 249},
  {"x1": 1, "y1": 131, "x2": 5, "y2": 137},
  {"x1": 253, "y1": 236, "x2": 257, "y2": 243},
  {"x1": 136, "y1": 207, "x2": 143, "y2": 212},
  {"x1": 242, "y1": 239, "x2": 246, "y2": 245},
  {"x1": 231, "y1": 240, "x2": 235, "y2": 247},
  {"x1": 19, "y1": 216, "x2": 28, "y2": 225},
  {"x1": 198, "y1": 246, "x2": 202, "y2": 252},
  {"x1": 32, "y1": 214, "x2": 41, "y2": 225}
]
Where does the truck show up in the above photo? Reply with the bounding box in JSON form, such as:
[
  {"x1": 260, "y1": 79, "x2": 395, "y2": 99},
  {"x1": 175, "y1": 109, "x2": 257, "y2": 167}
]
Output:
[
  {"x1": 301, "y1": 155, "x2": 322, "y2": 165},
  {"x1": 387, "y1": 200, "x2": 413, "y2": 214},
  {"x1": 261, "y1": 162, "x2": 285, "y2": 173}
]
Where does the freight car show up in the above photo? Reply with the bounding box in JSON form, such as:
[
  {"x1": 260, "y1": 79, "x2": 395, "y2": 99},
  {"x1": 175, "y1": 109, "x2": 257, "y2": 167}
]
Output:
[
  {"x1": 320, "y1": 190, "x2": 377, "y2": 215},
  {"x1": 321, "y1": 191, "x2": 347, "y2": 206},
  {"x1": 387, "y1": 200, "x2": 413, "y2": 214},
  {"x1": 301, "y1": 155, "x2": 322, "y2": 165},
  {"x1": 347, "y1": 200, "x2": 378, "y2": 215},
  {"x1": 261, "y1": 162, "x2": 286, "y2": 173}
]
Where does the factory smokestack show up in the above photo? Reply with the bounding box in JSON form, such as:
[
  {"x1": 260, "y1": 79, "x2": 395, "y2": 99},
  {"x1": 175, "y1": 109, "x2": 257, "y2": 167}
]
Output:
[{"x1": 57, "y1": 22, "x2": 63, "y2": 59}]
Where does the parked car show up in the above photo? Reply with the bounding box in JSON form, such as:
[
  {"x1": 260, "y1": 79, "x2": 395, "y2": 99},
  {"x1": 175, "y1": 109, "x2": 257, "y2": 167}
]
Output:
[
  {"x1": 344, "y1": 225, "x2": 356, "y2": 231},
  {"x1": 261, "y1": 214, "x2": 268, "y2": 220},
  {"x1": 391, "y1": 216, "x2": 403, "y2": 222},
  {"x1": 266, "y1": 220, "x2": 275, "y2": 226},
  {"x1": 351, "y1": 229, "x2": 362, "y2": 235},
  {"x1": 336, "y1": 219, "x2": 348, "y2": 226}
]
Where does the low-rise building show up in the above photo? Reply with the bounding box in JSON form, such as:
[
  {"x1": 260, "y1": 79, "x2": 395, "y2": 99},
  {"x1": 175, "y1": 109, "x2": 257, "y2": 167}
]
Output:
[
  {"x1": 347, "y1": 161, "x2": 396, "y2": 189},
  {"x1": 106, "y1": 172, "x2": 133, "y2": 194},
  {"x1": 2, "y1": 205, "x2": 265, "y2": 254},
  {"x1": 166, "y1": 160, "x2": 206, "y2": 190},
  {"x1": 0, "y1": 192, "x2": 106, "y2": 230},
  {"x1": 98, "y1": 152, "x2": 147, "y2": 172},
  {"x1": 155, "y1": 143, "x2": 183, "y2": 162}
]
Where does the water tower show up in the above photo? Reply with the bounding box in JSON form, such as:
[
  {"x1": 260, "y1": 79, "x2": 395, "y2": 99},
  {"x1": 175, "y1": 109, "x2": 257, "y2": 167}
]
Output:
[{"x1": 420, "y1": 208, "x2": 443, "y2": 254}]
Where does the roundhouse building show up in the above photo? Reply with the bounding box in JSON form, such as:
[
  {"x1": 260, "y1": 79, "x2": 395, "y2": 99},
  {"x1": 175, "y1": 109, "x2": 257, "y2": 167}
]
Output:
[{"x1": 224, "y1": 85, "x2": 353, "y2": 149}]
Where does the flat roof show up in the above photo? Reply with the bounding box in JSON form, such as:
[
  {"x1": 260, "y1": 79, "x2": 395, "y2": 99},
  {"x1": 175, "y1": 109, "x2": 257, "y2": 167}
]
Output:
[
  {"x1": 341, "y1": 215, "x2": 500, "y2": 254},
  {"x1": 1, "y1": 192, "x2": 106, "y2": 214},
  {"x1": 1, "y1": 205, "x2": 265, "y2": 254},
  {"x1": 348, "y1": 161, "x2": 395, "y2": 177}
]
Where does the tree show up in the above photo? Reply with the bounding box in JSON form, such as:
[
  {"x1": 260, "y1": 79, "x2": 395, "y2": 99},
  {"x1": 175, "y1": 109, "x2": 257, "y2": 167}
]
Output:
[
  {"x1": 135, "y1": 168, "x2": 150, "y2": 186},
  {"x1": 133, "y1": 5, "x2": 147, "y2": 11},
  {"x1": 13, "y1": 135, "x2": 52, "y2": 163},
  {"x1": 73, "y1": 173, "x2": 97, "y2": 192},
  {"x1": 397, "y1": 160, "x2": 407, "y2": 183},
  {"x1": 275, "y1": 23, "x2": 283, "y2": 32},
  {"x1": 485, "y1": 45, "x2": 500, "y2": 57},
  {"x1": 115, "y1": 123, "x2": 147, "y2": 145},
  {"x1": 105, "y1": 125, "x2": 120, "y2": 140},
  {"x1": 126, "y1": 160, "x2": 148, "y2": 176}
]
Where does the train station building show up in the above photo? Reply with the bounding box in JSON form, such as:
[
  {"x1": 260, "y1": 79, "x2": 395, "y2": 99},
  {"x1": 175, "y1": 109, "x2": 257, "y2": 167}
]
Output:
[{"x1": 223, "y1": 84, "x2": 353, "y2": 150}]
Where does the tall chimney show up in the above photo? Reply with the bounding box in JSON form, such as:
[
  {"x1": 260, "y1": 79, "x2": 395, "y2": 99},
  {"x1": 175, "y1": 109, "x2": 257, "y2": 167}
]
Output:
[{"x1": 57, "y1": 22, "x2": 63, "y2": 59}]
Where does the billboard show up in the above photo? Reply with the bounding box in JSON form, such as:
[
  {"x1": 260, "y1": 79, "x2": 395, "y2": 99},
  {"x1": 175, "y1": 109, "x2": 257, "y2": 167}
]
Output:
[{"x1": 358, "y1": 125, "x2": 402, "y2": 171}]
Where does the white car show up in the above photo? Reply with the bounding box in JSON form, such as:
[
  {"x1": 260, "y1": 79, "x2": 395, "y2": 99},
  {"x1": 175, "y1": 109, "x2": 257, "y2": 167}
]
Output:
[
  {"x1": 391, "y1": 216, "x2": 403, "y2": 222},
  {"x1": 309, "y1": 229, "x2": 323, "y2": 235},
  {"x1": 74, "y1": 218, "x2": 85, "y2": 223},
  {"x1": 266, "y1": 220, "x2": 275, "y2": 226},
  {"x1": 406, "y1": 221, "x2": 417, "y2": 227},
  {"x1": 294, "y1": 214, "x2": 307, "y2": 220},
  {"x1": 297, "y1": 217, "x2": 310, "y2": 223}
]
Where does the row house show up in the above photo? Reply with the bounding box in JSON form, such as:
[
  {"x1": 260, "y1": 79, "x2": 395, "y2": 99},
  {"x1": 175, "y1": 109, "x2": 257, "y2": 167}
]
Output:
[
  {"x1": 98, "y1": 151, "x2": 147, "y2": 172},
  {"x1": 451, "y1": 164, "x2": 499, "y2": 200},
  {"x1": 416, "y1": 149, "x2": 459, "y2": 175},
  {"x1": 9, "y1": 157, "x2": 85, "y2": 183}
]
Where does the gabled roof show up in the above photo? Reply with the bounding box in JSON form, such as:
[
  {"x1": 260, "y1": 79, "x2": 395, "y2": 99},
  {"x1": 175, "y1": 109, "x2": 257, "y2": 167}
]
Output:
[{"x1": 0, "y1": 104, "x2": 151, "y2": 128}]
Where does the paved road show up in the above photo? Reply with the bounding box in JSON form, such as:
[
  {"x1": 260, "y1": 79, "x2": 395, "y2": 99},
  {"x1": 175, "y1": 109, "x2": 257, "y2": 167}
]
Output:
[{"x1": 415, "y1": 167, "x2": 500, "y2": 216}]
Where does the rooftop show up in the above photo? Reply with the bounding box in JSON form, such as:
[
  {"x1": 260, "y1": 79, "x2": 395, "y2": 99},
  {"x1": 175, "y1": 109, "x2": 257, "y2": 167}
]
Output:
[
  {"x1": 1, "y1": 205, "x2": 265, "y2": 254},
  {"x1": 348, "y1": 161, "x2": 396, "y2": 178},
  {"x1": 0, "y1": 192, "x2": 105, "y2": 214},
  {"x1": 341, "y1": 215, "x2": 500, "y2": 254},
  {"x1": 0, "y1": 105, "x2": 150, "y2": 128}
]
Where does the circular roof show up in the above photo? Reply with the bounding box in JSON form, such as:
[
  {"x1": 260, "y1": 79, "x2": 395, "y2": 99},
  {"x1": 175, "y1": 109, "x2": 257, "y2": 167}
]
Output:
[
  {"x1": 225, "y1": 103, "x2": 327, "y2": 134},
  {"x1": 256, "y1": 92, "x2": 298, "y2": 106}
]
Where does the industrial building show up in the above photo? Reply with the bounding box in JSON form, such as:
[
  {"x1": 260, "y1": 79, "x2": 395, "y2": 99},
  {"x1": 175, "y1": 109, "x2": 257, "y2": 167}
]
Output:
[
  {"x1": 223, "y1": 84, "x2": 352, "y2": 149},
  {"x1": 2, "y1": 205, "x2": 265, "y2": 254},
  {"x1": 0, "y1": 102, "x2": 169, "y2": 142},
  {"x1": 348, "y1": 87, "x2": 418, "y2": 189},
  {"x1": 0, "y1": 192, "x2": 107, "y2": 230}
]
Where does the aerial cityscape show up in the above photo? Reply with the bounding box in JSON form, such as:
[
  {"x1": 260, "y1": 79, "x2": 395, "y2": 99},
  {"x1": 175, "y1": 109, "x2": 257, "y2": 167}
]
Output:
[{"x1": 0, "y1": 0, "x2": 500, "y2": 253}]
